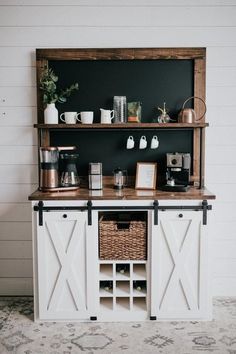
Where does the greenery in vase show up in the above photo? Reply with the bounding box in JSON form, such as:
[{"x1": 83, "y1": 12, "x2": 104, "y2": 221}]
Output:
[{"x1": 40, "y1": 67, "x2": 79, "y2": 105}]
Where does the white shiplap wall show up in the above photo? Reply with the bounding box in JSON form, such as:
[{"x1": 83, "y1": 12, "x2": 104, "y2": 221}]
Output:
[{"x1": 0, "y1": 0, "x2": 235, "y2": 295}]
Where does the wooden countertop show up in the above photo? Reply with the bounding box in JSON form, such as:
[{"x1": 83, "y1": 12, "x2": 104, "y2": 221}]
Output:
[{"x1": 29, "y1": 186, "x2": 215, "y2": 201}]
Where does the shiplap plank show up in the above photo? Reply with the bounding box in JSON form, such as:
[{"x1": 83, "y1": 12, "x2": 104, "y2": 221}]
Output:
[
  {"x1": 212, "y1": 202, "x2": 236, "y2": 221},
  {"x1": 0, "y1": 278, "x2": 33, "y2": 296},
  {"x1": 207, "y1": 86, "x2": 236, "y2": 106},
  {"x1": 0, "y1": 166, "x2": 37, "y2": 184},
  {"x1": 0, "y1": 240, "x2": 32, "y2": 259},
  {"x1": 0, "y1": 203, "x2": 31, "y2": 222},
  {"x1": 207, "y1": 67, "x2": 236, "y2": 87},
  {"x1": 0, "y1": 67, "x2": 35, "y2": 87},
  {"x1": 0, "y1": 6, "x2": 236, "y2": 27},
  {"x1": 212, "y1": 240, "x2": 236, "y2": 259},
  {"x1": 213, "y1": 259, "x2": 236, "y2": 277},
  {"x1": 206, "y1": 126, "x2": 236, "y2": 145},
  {"x1": 207, "y1": 106, "x2": 236, "y2": 126},
  {"x1": 0, "y1": 146, "x2": 37, "y2": 164},
  {"x1": 0, "y1": 107, "x2": 36, "y2": 126},
  {"x1": 213, "y1": 221, "x2": 236, "y2": 239},
  {"x1": 1, "y1": 0, "x2": 236, "y2": 6},
  {"x1": 213, "y1": 278, "x2": 236, "y2": 296},
  {"x1": 0, "y1": 127, "x2": 36, "y2": 146},
  {"x1": 207, "y1": 47, "x2": 236, "y2": 67},
  {"x1": 0, "y1": 259, "x2": 32, "y2": 277},
  {"x1": 206, "y1": 166, "x2": 236, "y2": 184},
  {"x1": 0, "y1": 47, "x2": 35, "y2": 67},
  {"x1": 0, "y1": 27, "x2": 236, "y2": 47},
  {"x1": 0, "y1": 222, "x2": 32, "y2": 240},
  {"x1": 0, "y1": 184, "x2": 37, "y2": 203},
  {"x1": 0, "y1": 87, "x2": 36, "y2": 106},
  {"x1": 206, "y1": 146, "x2": 236, "y2": 165},
  {"x1": 207, "y1": 183, "x2": 236, "y2": 202}
]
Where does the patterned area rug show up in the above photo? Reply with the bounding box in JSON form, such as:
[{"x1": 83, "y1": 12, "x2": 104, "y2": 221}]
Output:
[{"x1": 0, "y1": 297, "x2": 236, "y2": 353}]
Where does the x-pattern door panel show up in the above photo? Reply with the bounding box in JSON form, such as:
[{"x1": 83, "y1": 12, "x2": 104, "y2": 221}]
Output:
[
  {"x1": 151, "y1": 210, "x2": 208, "y2": 319},
  {"x1": 37, "y1": 211, "x2": 89, "y2": 320}
]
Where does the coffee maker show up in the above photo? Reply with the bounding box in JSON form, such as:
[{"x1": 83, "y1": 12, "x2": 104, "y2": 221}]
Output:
[
  {"x1": 162, "y1": 152, "x2": 191, "y2": 192},
  {"x1": 39, "y1": 146, "x2": 79, "y2": 191}
]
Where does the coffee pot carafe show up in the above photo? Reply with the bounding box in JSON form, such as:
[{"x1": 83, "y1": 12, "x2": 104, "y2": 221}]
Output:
[
  {"x1": 60, "y1": 153, "x2": 80, "y2": 187},
  {"x1": 178, "y1": 96, "x2": 206, "y2": 123}
]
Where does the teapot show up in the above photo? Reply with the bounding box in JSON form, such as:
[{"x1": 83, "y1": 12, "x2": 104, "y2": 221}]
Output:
[
  {"x1": 178, "y1": 96, "x2": 206, "y2": 123},
  {"x1": 100, "y1": 108, "x2": 115, "y2": 124}
]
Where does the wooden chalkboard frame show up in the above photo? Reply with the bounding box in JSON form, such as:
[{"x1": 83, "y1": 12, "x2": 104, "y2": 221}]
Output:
[{"x1": 35, "y1": 48, "x2": 206, "y2": 187}]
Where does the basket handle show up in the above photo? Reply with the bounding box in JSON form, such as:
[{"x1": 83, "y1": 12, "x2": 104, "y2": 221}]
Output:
[
  {"x1": 116, "y1": 221, "x2": 131, "y2": 230},
  {"x1": 182, "y1": 96, "x2": 207, "y2": 122}
]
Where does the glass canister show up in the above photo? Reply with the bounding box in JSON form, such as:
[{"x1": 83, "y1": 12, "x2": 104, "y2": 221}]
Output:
[{"x1": 113, "y1": 96, "x2": 127, "y2": 123}]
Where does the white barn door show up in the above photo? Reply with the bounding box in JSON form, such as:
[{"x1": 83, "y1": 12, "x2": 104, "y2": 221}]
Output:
[
  {"x1": 151, "y1": 210, "x2": 210, "y2": 320},
  {"x1": 37, "y1": 211, "x2": 90, "y2": 320}
]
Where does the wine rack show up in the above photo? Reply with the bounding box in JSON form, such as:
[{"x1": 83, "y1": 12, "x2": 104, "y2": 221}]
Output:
[{"x1": 99, "y1": 260, "x2": 147, "y2": 315}]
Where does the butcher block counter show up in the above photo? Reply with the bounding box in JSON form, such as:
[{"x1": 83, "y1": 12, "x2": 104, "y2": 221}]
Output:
[{"x1": 29, "y1": 186, "x2": 215, "y2": 201}]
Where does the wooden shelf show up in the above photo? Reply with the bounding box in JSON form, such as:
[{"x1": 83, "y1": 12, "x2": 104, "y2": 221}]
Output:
[{"x1": 34, "y1": 123, "x2": 209, "y2": 129}]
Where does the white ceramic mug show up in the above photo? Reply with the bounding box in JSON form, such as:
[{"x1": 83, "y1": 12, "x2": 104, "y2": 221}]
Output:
[
  {"x1": 126, "y1": 136, "x2": 134, "y2": 149},
  {"x1": 77, "y1": 111, "x2": 94, "y2": 124},
  {"x1": 60, "y1": 112, "x2": 79, "y2": 124},
  {"x1": 139, "y1": 135, "x2": 147, "y2": 149},
  {"x1": 151, "y1": 135, "x2": 159, "y2": 149},
  {"x1": 100, "y1": 109, "x2": 115, "y2": 124}
]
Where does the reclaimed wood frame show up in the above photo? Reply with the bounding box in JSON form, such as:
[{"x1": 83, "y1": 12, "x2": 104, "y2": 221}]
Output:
[{"x1": 36, "y1": 47, "x2": 206, "y2": 187}]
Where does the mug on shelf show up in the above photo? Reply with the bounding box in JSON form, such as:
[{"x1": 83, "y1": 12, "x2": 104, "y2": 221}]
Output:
[
  {"x1": 139, "y1": 135, "x2": 147, "y2": 149},
  {"x1": 126, "y1": 136, "x2": 135, "y2": 149},
  {"x1": 60, "y1": 112, "x2": 79, "y2": 124},
  {"x1": 151, "y1": 136, "x2": 159, "y2": 149},
  {"x1": 77, "y1": 111, "x2": 94, "y2": 124}
]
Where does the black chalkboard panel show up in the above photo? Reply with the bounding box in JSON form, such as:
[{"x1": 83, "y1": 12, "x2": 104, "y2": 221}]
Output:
[
  {"x1": 50, "y1": 59, "x2": 194, "y2": 122},
  {"x1": 51, "y1": 129, "x2": 193, "y2": 179}
]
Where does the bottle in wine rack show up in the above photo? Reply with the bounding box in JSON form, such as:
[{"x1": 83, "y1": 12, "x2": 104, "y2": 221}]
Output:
[
  {"x1": 116, "y1": 264, "x2": 129, "y2": 274},
  {"x1": 133, "y1": 281, "x2": 146, "y2": 292}
]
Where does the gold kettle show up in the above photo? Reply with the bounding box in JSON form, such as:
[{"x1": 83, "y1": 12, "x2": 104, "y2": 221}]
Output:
[{"x1": 178, "y1": 96, "x2": 206, "y2": 123}]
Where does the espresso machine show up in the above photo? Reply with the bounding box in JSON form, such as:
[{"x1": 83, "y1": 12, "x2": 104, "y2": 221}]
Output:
[
  {"x1": 39, "y1": 146, "x2": 79, "y2": 191},
  {"x1": 162, "y1": 152, "x2": 191, "y2": 192}
]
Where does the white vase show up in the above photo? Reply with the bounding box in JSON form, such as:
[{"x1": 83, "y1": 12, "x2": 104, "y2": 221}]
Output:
[{"x1": 44, "y1": 103, "x2": 58, "y2": 124}]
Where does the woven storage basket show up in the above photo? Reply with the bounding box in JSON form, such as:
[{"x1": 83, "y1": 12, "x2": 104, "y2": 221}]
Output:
[{"x1": 99, "y1": 214, "x2": 147, "y2": 260}]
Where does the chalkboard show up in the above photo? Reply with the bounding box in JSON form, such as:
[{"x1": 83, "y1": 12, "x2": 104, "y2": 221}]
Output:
[
  {"x1": 50, "y1": 59, "x2": 194, "y2": 123},
  {"x1": 49, "y1": 58, "x2": 194, "y2": 180}
]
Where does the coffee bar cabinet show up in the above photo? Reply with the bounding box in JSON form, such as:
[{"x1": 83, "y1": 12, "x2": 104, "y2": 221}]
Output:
[
  {"x1": 30, "y1": 48, "x2": 215, "y2": 322},
  {"x1": 32, "y1": 198, "x2": 213, "y2": 322}
]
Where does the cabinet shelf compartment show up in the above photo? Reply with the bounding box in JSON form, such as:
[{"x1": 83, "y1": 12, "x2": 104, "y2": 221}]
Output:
[
  {"x1": 100, "y1": 297, "x2": 113, "y2": 311},
  {"x1": 99, "y1": 264, "x2": 113, "y2": 280},
  {"x1": 133, "y1": 297, "x2": 147, "y2": 312},
  {"x1": 99, "y1": 212, "x2": 147, "y2": 261},
  {"x1": 99, "y1": 281, "x2": 113, "y2": 296},
  {"x1": 116, "y1": 281, "x2": 130, "y2": 296},
  {"x1": 116, "y1": 264, "x2": 130, "y2": 279},
  {"x1": 133, "y1": 264, "x2": 146, "y2": 280},
  {"x1": 116, "y1": 297, "x2": 130, "y2": 311},
  {"x1": 133, "y1": 281, "x2": 147, "y2": 296}
]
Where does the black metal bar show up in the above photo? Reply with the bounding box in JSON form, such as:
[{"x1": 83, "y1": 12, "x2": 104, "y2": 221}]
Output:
[
  {"x1": 153, "y1": 200, "x2": 159, "y2": 225},
  {"x1": 87, "y1": 200, "x2": 92, "y2": 225},
  {"x1": 38, "y1": 201, "x2": 44, "y2": 226}
]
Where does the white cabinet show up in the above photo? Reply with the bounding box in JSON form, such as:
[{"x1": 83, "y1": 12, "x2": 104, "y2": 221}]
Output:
[
  {"x1": 34, "y1": 209, "x2": 96, "y2": 320},
  {"x1": 151, "y1": 209, "x2": 210, "y2": 320}
]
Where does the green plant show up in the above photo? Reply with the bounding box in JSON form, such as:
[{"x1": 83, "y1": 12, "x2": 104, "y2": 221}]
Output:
[{"x1": 40, "y1": 67, "x2": 79, "y2": 105}]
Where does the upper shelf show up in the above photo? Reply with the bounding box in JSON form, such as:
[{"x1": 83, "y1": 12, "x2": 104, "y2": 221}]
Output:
[{"x1": 34, "y1": 123, "x2": 209, "y2": 129}]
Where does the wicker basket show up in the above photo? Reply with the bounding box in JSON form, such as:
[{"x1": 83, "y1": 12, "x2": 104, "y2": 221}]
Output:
[{"x1": 99, "y1": 214, "x2": 147, "y2": 260}]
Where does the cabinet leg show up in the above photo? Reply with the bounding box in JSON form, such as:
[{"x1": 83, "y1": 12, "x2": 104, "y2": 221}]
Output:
[
  {"x1": 90, "y1": 316, "x2": 97, "y2": 321},
  {"x1": 150, "y1": 316, "x2": 157, "y2": 321}
]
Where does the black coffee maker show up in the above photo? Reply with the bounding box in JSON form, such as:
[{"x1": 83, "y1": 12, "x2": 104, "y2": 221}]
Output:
[{"x1": 162, "y1": 153, "x2": 191, "y2": 192}]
